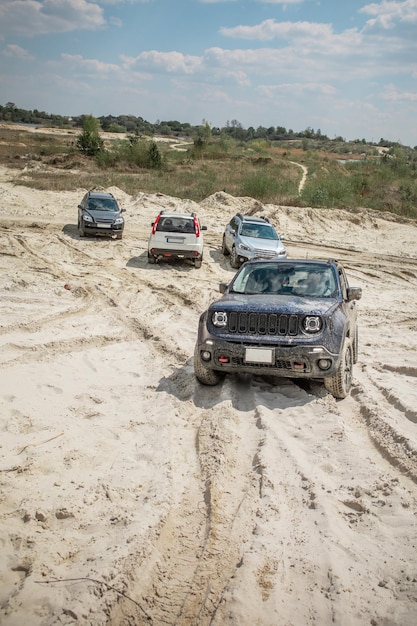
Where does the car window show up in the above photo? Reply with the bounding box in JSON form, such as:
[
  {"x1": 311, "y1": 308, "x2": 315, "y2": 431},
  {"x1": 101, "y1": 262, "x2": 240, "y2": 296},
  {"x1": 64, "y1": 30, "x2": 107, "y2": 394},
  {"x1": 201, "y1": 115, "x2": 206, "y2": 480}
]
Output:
[
  {"x1": 232, "y1": 263, "x2": 337, "y2": 296},
  {"x1": 156, "y1": 217, "x2": 195, "y2": 233},
  {"x1": 88, "y1": 198, "x2": 118, "y2": 212},
  {"x1": 240, "y1": 224, "x2": 278, "y2": 240}
]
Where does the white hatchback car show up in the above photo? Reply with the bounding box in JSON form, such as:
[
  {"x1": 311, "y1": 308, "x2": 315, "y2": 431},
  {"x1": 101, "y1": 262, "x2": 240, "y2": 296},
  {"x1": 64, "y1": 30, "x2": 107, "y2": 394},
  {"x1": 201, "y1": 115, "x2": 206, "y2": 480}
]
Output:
[{"x1": 147, "y1": 211, "x2": 207, "y2": 268}]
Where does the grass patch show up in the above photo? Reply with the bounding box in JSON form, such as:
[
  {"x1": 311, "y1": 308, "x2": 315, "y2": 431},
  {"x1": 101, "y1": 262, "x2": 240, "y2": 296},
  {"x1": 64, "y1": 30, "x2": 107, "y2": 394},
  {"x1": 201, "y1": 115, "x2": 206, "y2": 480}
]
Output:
[{"x1": 1, "y1": 126, "x2": 416, "y2": 219}]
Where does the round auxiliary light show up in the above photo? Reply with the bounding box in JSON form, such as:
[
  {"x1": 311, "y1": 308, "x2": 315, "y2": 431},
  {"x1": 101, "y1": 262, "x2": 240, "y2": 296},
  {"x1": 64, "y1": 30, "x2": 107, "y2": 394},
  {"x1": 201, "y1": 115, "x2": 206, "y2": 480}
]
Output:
[
  {"x1": 212, "y1": 311, "x2": 228, "y2": 327},
  {"x1": 304, "y1": 316, "x2": 322, "y2": 333},
  {"x1": 318, "y1": 359, "x2": 332, "y2": 371}
]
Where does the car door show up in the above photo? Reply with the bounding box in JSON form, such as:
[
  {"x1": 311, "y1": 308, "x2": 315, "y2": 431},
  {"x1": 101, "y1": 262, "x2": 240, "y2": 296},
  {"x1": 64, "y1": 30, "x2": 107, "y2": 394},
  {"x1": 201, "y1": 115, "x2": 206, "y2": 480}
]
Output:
[{"x1": 225, "y1": 217, "x2": 238, "y2": 252}]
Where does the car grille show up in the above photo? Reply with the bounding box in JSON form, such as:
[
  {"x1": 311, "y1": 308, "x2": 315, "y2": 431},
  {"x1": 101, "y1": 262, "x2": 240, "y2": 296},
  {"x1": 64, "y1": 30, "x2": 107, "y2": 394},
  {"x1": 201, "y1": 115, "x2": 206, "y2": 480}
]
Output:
[
  {"x1": 253, "y1": 248, "x2": 277, "y2": 259},
  {"x1": 226, "y1": 311, "x2": 301, "y2": 336}
]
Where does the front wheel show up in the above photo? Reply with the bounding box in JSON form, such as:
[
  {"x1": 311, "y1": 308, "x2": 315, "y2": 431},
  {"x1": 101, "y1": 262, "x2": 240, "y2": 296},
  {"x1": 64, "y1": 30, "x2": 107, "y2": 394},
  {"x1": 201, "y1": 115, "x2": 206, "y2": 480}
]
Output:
[
  {"x1": 230, "y1": 246, "x2": 240, "y2": 269},
  {"x1": 194, "y1": 345, "x2": 224, "y2": 386},
  {"x1": 78, "y1": 220, "x2": 85, "y2": 238},
  {"x1": 324, "y1": 339, "x2": 353, "y2": 399},
  {"x1": 221, "y1": 236, "x2": 230, "y2": 256}
]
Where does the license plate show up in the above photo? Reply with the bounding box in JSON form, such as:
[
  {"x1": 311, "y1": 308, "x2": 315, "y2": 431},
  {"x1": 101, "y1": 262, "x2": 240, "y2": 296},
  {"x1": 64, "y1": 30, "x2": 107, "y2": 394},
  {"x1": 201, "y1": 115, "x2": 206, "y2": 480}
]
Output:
[
  {"x1": 245, "y1": 348, "x2": 274, "y2": 364},
  {"x1": 167, "y1": 237, "x2": 184, "y2": 243},
  {"x1": 95, "y1": 223, "x2": 110, "y2": 228}
]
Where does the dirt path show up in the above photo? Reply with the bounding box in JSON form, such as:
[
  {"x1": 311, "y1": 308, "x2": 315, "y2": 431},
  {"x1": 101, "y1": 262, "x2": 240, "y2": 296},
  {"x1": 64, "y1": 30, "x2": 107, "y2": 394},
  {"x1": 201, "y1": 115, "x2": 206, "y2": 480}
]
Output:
[
  {"x1": 289, "y1": 161, "x2": 308, "y2": 193},
  {"x1": 0, "y1": 173, "x2": 416, "y2": 625}
]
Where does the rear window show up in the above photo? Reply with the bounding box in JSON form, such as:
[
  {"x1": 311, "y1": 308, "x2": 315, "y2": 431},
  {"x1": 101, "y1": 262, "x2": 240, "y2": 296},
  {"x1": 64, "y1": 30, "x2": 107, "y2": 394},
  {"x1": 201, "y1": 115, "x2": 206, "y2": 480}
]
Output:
[{"x1": 156, "y1": 217, "x2": 195, "y2": 233}]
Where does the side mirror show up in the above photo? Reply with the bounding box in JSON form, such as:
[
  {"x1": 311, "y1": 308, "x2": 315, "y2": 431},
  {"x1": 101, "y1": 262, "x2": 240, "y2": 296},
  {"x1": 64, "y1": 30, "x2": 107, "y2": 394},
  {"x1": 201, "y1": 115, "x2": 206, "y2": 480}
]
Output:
[
  {"x1": 201, "y1": 225, "x2": 207, "y2": 231},
  {"x1": 347, "y1": 287, "x2": 362, "y2": 301},
  {"x1": 78, "y1": 204, "x2": 83, "y2": 210},
  {"x1": 219, "y1": 282, "x2": 228, "y2": 294},
  {"x1": 121, "y1": 208, "x2": 126, "y2": 213}
]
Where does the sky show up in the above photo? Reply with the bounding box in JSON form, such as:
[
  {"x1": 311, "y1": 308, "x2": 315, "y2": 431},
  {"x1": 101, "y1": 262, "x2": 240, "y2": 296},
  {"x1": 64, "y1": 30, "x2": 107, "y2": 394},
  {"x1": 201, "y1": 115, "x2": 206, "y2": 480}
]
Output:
[{"x1": 0, "y1": 0, "x2": 417, "y2": 146}]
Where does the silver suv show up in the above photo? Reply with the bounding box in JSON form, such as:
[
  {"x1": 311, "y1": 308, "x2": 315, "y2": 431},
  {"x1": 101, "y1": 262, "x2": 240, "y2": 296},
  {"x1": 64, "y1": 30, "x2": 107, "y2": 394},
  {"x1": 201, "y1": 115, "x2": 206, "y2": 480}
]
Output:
[
  {"x1": 147, "y1": 211, "x2": 207, "y2": 268},
  {"x1": 222, "y1": 213, "x2": 286, "y2": 268}
]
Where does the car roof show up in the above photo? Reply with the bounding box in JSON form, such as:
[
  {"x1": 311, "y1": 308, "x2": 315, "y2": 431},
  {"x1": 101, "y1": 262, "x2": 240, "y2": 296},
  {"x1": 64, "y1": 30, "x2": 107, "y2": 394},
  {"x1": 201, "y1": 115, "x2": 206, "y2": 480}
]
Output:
[
  {"x1": 241, "y1": 258, "x2": 338, "y2": 268},
  {"x1": 158, "y1": 211, "x2": 197, "y2": 219},
  {"x1": 237, "y1": 214, "x2": 270, "y2": 224},
  {"x1": 88, "y1": 191, "x2": 115, "y2": 199}
]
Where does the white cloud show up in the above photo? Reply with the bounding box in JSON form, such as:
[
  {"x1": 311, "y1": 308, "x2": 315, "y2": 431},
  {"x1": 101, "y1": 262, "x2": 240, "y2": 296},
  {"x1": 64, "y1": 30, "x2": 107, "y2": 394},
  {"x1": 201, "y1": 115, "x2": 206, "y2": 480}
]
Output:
[
  {"x1": 60, "y1": 53, "x2": 120, "y2": 74},
  {"x1": 259, "y1": 82, "x2": 338, "y2": 98},
  {"x1": 381, "y1": 83, "x2": 417, "y2": 101},
  {"x1": 220, "y1": 19, "x2": 335, "y2": 41},
  {"x1": 130, "y1": 50, "x2": 202, "y2": 74},
  {"x1": 256, "y1": 0, "x2": 304, "y2": 4},
  {"x1": 361, "y1": 0, "x2": 417, "y2": 29},
  {"x1": 0, "y1": 0, "x2": 105, "y2": 37},
  {"x1": 3, "y1": 43, "x2": 34, "y2": 60}
]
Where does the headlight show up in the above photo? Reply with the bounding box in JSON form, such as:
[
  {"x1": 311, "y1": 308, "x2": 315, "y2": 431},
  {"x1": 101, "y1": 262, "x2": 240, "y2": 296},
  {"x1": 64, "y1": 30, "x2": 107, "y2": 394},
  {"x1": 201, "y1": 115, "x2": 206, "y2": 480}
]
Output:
[
  {"x1": 303, "y1": 316, "x2": 322, "y2": 333},
  {"x1": 212, "y1": 311, "x2": 228, "y2": 327},
  {"x1": 83, "y1": 215, "x2": 93, "y2": 222},
  {"x1": 238, "y1": 243, "x2": 251, "y2": 252},
  {"x1": 114, "y1": 217, "x2": 124, "y2": 224}
]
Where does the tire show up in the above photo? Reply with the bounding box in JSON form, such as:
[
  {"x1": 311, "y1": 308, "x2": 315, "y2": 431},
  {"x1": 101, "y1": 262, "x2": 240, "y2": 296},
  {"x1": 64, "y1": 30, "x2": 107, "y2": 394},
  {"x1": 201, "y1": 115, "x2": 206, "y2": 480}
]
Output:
[
  {"x1": 194, "y1": 257, "x2": 202, "y2": 269},
  {"x1": 116, "y1": 233, "x2": 123, "y2": 240},
  {"x1": 78, "y1": 220, "x2": 85, "y2": 238},
  {"x1": 194, "y1": 344, "x2": 224, "y2": 386},
  {"x1": 221, "y1": 236, "x2": 230, "y2": 256},
  {"x1": 147, "y1": 252, "x2": 156, "y2": 264},
  {"x1": 230, "y1": 246, "x2": 240, "y2": 269},
  {"x1": 324, "y1": 339, "x2": 353, "y2": 399}
]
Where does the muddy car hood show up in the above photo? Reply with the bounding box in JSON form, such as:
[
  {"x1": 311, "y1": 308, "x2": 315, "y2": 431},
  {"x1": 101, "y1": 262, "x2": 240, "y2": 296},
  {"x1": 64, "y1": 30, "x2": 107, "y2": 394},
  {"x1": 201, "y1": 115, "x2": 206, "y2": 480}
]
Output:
[{"x1": 209, "y1": 293, "x2": 339, "y2": 316}]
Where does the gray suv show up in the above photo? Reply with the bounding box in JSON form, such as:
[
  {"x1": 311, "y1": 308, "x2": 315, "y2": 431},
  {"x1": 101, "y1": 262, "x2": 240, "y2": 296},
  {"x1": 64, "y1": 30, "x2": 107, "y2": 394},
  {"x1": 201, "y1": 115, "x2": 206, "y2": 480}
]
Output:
[
  {"x1": 222, "y1": 213, "x2": 287, "y2": 268},
  {"x1": 78, "y1": 191, "x2": 125, "y2": 239}
]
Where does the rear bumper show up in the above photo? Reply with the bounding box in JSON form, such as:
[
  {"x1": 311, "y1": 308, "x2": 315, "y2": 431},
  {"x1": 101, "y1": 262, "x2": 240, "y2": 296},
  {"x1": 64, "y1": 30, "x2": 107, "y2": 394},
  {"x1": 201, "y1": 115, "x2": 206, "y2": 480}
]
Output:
[{"x1": 149, "y1": 247, "x2": 202, "y2": 260}]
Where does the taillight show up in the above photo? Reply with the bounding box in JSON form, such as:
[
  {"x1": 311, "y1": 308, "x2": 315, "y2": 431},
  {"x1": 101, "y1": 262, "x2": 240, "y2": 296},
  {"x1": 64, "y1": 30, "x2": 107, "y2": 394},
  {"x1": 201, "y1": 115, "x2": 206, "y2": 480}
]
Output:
[
  {"x1": 194, "y1": 216, "x2": 200, "y2": 237},
  {"x1": 151, "y1": 214, "x2": 161, "y2": 235}
]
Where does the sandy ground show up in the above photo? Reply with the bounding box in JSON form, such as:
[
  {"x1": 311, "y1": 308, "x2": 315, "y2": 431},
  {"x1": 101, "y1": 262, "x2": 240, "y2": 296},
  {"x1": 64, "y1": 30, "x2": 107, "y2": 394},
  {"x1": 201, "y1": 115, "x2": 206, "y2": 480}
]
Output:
[{"x1": 0, "y1": 157, "x2": 417, "y2": 626}]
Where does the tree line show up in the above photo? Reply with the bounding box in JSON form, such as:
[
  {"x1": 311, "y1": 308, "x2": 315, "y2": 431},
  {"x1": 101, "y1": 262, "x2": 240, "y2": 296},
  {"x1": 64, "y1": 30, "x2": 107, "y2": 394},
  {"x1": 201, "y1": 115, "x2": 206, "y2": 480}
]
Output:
[{"x1": 1, "y1": 102, "x2": 410, "y2": 150}]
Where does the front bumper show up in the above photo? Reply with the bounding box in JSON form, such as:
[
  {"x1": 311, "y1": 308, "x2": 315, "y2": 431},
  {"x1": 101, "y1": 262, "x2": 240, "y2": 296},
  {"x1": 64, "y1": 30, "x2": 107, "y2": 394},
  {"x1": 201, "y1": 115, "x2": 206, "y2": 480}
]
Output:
[
  {"x1": 84, "y1": 223, "x2": 124, "y2": 236},
  {"x1": 235, "y1": 249, "x2": 287, "y2": 264},
  {"x1": 196, "y1": 337, "x2": 340, "y2": 380}
]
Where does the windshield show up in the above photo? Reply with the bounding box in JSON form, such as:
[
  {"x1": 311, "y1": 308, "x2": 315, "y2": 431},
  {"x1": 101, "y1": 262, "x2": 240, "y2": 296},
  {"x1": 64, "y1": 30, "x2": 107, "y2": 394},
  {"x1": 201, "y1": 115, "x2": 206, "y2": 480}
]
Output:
[
  {"x1": 232, "y1": 263, "x2": 337, "y2": 297},
  {"x1": 239, "y1": 224, "x2": 278, "y2": 240},
  {"x1": 88, "y1": 198, "x2": 119, "y2": 212}
]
